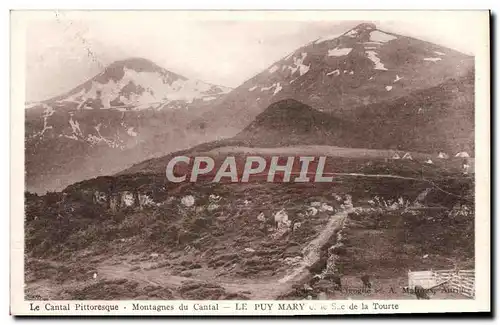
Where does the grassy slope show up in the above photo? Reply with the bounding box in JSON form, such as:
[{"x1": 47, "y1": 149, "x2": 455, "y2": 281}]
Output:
[{"x1": 25, "y1": 159, "x2": 474, "y2": 300}]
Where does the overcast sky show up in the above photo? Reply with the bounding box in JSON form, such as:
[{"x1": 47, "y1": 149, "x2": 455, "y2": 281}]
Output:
[{"x1": 23, "y1": 11, "x2": 485, "y2": 102}]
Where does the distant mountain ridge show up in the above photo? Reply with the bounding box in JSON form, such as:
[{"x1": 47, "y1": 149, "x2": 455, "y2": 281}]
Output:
[
  {"x1": 25, "y1": 58, "x2": 232, "y2": 193},
  {"x1": 192, "y1": 23, "x2": 474, "y2": 139},
  {"x1": 25, "y1": 23, "x2": 475, "y2": 193},
  {"x1": 120, "y1": 84, "x2": 473, "y2": 177},
  {"x1": 34, "y1": 57, "x2": 231, "y2": 110}
]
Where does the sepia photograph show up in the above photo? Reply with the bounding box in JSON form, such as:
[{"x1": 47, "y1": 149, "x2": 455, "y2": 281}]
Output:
[{"x1": 10, "y1": 9, "x2": 490, "y2": 315}]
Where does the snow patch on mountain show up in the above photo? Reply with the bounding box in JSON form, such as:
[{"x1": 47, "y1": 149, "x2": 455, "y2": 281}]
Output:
[
  {"x1": 286, "y1": 53, "x2": 310, "y2": 77},
  {"x1": 64, "y1": 135, "x2": 79, "y2": 140},
  {"x1": 43, "y1": 104, "x2": 55, "y2": 117},
  {"x1": 434, "y1": 51, "x2": 446, "y2": 56},
  {"x1": 86, "y1": 123, "x2": 124, "y2": 149},
  {"x1": 65, "y1": 66, "x2": 229, "y2": 110},
  {"x1": 35, "y1": 104, "x2": 55, "y2": 136},
  {"x1": 202, "y1": 96, "x2": 217, "y2": 101},
  {"x1": 370, "y1": 31, "x2": 397, "y2": 43},
  {"x1": 273, "y1": 83, "x2": 283, "y2": 95},
  {"x1": 385, "y1": 86, "x2": 393, "y2": 91},
  {"x1": 345, "y1": 29, "x2": 358, "y2": 38},
  {"x1": 394, "y1": 75, "x2": 403, "y2": 82},
  {"x1": 424, "y1": 57, "x2": 442, "y2": 62},
  {"x1": 366, "y1": 51, "x2": 388, "y2": 70},
  {"x1": 249, "y1": 86, "x2": 257, "y2": 92},
  {"x1": 261, "y1": 83, "x2": 283, "y2": 95},
  {"x1": 39, "y1": 120, "x2": 53, "y2": 136},
  {"x1": 69, "y1": 117, "x2": 83, "y2": 137},
  {"x1": 299, "y1": 64, "x2": 310, "y2": 76},
  {"x1": 327, "y1": 47, "x2": 352, "y2": 57}
]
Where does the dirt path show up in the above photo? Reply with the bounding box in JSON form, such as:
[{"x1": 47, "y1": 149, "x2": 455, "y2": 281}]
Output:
[{"x1": 277, "y1": 209, "x2": 350, "y2": 286}]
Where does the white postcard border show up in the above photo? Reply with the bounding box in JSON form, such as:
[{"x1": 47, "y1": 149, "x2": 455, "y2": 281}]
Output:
[{"x1": 10, "y1": 10, "x2": 491, "y2": 316}]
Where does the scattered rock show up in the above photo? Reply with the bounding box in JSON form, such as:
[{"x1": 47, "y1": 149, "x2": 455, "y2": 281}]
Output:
[
  {"x1": 306, "y1": 207, "x2": 318, "y2": 216},
  {"x1": 332, "y1": 194, "x2": 343, "y2": 201},
  {"x1": 293, "y1": 222, "x2": 302, "y2": 231},
  {"x1": 207, "y1": 203, "x2": 219, "y2": 211},
  {"x1": 319, "y1": 203, "x2": 334, "y2": 212},
  {"x1": 209, "y1": 194, "x2": 221, "y2": 202},
  {"x1": 274, "y1": 209, "x2": 290, "y2": 229},
  {"x1": 181, "y1": 195, "x2": 195, "y2": 207}
]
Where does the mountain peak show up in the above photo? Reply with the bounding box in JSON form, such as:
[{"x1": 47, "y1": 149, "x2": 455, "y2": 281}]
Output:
[
  {"x1": 99, "y1": 57, "x2": 186, "y2": 83},
  {"x1": 339, "y1": 22, "x2": 383, "y2": 41},
  {"x1": 40, "y1": 56, "x2": 232, "y2": 108},
  {"x1": 351, "y1": 22, "x2": 378, "y2": 32},
  {"x1": 231, "y1": 98, "x2": 351, "y2": 147},
  {"x1": 240, "y1": 98, "x2": 341, "y2": 134}
]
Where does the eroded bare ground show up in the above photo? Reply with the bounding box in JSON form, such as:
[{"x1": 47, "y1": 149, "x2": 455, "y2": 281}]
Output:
[{"x1": 25, "y1": 174, "x2": 474, "y2": 300}]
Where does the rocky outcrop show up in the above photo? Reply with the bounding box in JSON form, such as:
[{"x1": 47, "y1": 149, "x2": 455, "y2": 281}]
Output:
[
  {"x1": 92, "y1": 191, "x2": 108, "y2": 206},
  {"x1": 68, "y1": 184, "x2": 162, "y2": 214}
]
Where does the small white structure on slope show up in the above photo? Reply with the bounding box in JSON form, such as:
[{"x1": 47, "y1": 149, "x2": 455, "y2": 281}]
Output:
[
  {"x1": 463, "y1": 162, "x2": 471, "y2": 174},
  {"x1": 402, "y1": 152, "x2": 413, "y2": 160},
  {"x1": 437, "y1": 152, "x2": 449, "y2": 159},
  {"x1": 455, "y1": 152, "x2": 470, "y2": 158}
]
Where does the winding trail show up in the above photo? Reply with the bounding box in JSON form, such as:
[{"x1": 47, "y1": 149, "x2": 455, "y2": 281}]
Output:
[{"x1": 278, "y1": 208, "x2": 350, "y2": 286}]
